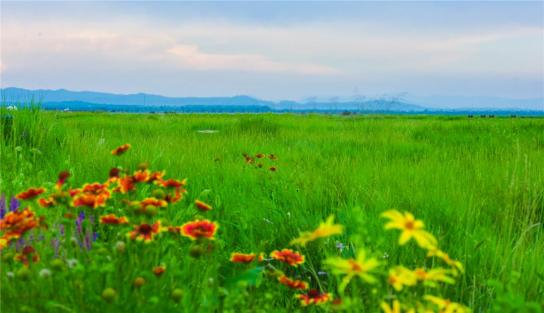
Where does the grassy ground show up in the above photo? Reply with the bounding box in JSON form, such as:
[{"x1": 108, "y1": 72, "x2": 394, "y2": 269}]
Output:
[{"x1": 1, "y1": 110, "x2": 543, "y2": 312}]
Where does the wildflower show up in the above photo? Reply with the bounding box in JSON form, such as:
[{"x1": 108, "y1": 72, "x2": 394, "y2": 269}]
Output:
[
  {"x1": 140, "y1": 198, "x2": 168, "y2": 211},
  {"x1": 195, "y1": 199, "x2": 213, "y2": 212},
  {"x1": 0, "y1": 238, "x2": 7, "y2": 249},
  {"x1": 256, "y1": 153, "x2": 265, "y2": 159},
  {"x1": 159, "y1": 178, "x2": 187, "y2": 189},
  {"x1": 243, "y1": 153, "x2": 254, "y2": 164},
  {"x1": 16, "y1": 187, "x2": 46, "y2": 200},
  {"x1": 414, "y1": 268, "x2": 455, "y2": 286},
  {"x1": 290, "y1": 215, "x2": 344, "y2": 246},
  {"x1": 115, "y1": 241, "x2": 126, "y2": 253},
  {"x1": 67, "y1": 258, "x2": 79, "y2": 268},
  {"x1": 180, "y1": 220, "x2": 218, "y2": 240},
  {"x1": 115, "y1": 176, "x2": 135, "y2": 193},
  {"x1": 0, "y1": 208, "x2": 40, "y2": 245},
  {"x1": 324, "y1": 250, "x2": 380, "y2": 292},
  {"x1": 39, "y1": 268, "x2": 52, "y2": 278},
  {"x1": 6, "y1": 271, "x2": 14, "y2": 279},
  {"x1": 148, "y1": 171, "x2": 165, "y2": 183},
  {"x1": 38, "y1": 197, "x2": 55, "y2": 208},
  {"x1": 230, "y1": 252, "x2": 257, "y2": 264},
  {"x1": 296, "y1": 289, "x2": 332, "y2": 306},
  {"x1": 278, "y1": 275, "x2": 309, "y2": 290},
  {"x1": 424, "y1": 295, "x2": 470, "y2": 313},
  {"x1": 133, "y1": 169, "x2": 150, "y2": 183},
  {"x1": 388, "y1": 266, "x2": 417, "y2": 291},
  {"x1": 109, "y1": 168, "x2": 121, "y2": 179},
  {"x1": 72, "y1": 183, "x2": 111, "y2": 208},
  {"x1": 14, "y1": 245, "x2": 40, "y2": 266},
  {"x1": 381, "y1": 210, "x2": 437, "y2": 249},
  {"x1": 153, "y1": 265, "x2": 166, "y2": 277},
  {"x1": 269, "y1": 166, "x2": 277, "y2": 172},
  {"x1": 269, "y1": 154, "x2": 277, "y2": 160},
  {"x1": 111, "y1": 143, "x2": 131, "y2": 156},
  {"x1": 128, "y1": 221, "x2": 162, "y2": 242},
  {"x1": 56, "y1": 171, "x2": 70, "y2": 190},
  {"x1": 100, "y1": 214, "x2": 129, "y2": 225},
  {"x1": 133, "y1": 277, "x2": 145, "y2": 288},
  {"x1": 427, "y1": 248, "x2": 464, "y2": 273},
  {"x1": 270, "y1": 249, "x2": 305, "y2": 267}
]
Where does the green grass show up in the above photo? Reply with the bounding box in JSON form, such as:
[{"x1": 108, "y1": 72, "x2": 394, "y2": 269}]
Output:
[{"x1": 1, "y1": 109, "x2": 543, "y2": 312}]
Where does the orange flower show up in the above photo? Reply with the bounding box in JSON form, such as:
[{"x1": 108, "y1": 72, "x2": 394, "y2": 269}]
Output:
[
  {"x1": 152, "y1": 265, "x2": 166, "y2": 277},
  {"x1": 128, "y1": 221, "x2": 162, "y2": 242},
  {"x1": 296, "y1": 289, "x2": 332, "y2": 306},
  {"x1": 0, "y1": 208, "x2": 40, "y2": 244},
  {"x1": 230, "y1": 252, "x2": 257, "y2": 263},
  {"x1": 195, "y1": 200, "x2": 213, "y2": 212},
  {"x1": 111, "y1": 143, "x2": 131, "y2": 156},
  {"x1": 180, "y1": 220, "x2": 218, "y2": 240},
  {"x1": 159, "y1": 178, "x2": 186, "y2": 189},
  {"x1": 278, "y1": 275, "x2": 309, "y2": 290},
  {"x1": 133, "y1": 169, "x2": 150, "y2": 183},
  {"x1": 38, "y1": 197, "x2": 55, "y2": 208},
  {"x1": 115, "y1": 176, "x2": 136, "y2": 193},
  {"x1": 270, "y1": 249, "x2": 305, "y2": 266},
  {"x1": 16, "y1": 187, "x2": 46, "y2": 200},
  {"x1": 100, "y1": 214, "x2": 129, "y2": 225},
  {"x1": 72, "y1": 183, "x2": 111, "y2": 208},
  {"x1": 14, "y1": 245, "x2": 40, "y2": 266},
  {"x1": 141, "y1": 198, "x2": 168, "y2": 210},
  {"x1": 148, "y1": 171, "x2": 165, "y2": 183}
]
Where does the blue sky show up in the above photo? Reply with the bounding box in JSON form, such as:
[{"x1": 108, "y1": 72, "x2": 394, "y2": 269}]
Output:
[{"x1": 1, "y1": 1, "x2": 543, "y2": 105}]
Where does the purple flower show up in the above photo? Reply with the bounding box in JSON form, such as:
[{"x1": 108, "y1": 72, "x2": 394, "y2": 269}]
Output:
[
  {"x1": 9, "y1": 196, "x2": 20, "y2": 212},
  {"x1": 0, "y1": 194, "x2": 6, "y2": 218}
]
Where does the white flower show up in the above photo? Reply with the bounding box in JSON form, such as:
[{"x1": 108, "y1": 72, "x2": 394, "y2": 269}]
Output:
[
  {"x1": 6, "y1": 106, "x2": 17, "y2": 111},
  {"x1": 67, "y1": 258, "x2": 79, "y2": 268},
  {"x1": 39, "y1": 268, "x2": 52, "y2": 278},
  {"x1": 6, "y1": 271, "x2": 14, "y2": 278}
]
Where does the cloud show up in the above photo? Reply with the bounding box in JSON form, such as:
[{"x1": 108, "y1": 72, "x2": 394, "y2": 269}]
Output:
[{"x1": 166, "y1": 44, "x2": 339, "y2": 75}]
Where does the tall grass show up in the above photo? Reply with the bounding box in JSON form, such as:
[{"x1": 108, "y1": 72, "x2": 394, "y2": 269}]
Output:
[{"x1": 1, "y1": 110, "x2": 542, "y2": 312}]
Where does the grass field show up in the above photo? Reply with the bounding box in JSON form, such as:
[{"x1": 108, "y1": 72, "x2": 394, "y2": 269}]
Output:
[{"x1": 1, "y1": 109, "x2": 543, "y2": 312}]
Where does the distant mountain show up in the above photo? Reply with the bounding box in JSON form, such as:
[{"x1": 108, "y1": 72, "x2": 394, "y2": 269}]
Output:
[
  {"x1": 1, "y1": 87, "x2": 542, "y2": 113},
  {"x1": 0, "y1": 87, "x2": 424, "y2": 112}
]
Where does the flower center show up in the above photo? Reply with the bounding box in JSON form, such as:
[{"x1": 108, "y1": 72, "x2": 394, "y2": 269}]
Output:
[
  {"x1": 139, "y1": 224, "x2": 153, "y2": 234},
  {"x1": 405, "y1": 220, "x2": 415, "y2": 230}
]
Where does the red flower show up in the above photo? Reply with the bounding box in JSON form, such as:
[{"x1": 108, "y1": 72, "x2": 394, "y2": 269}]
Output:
[
  {"x1": 115, "y1": 176, "x2": 136, "y2": 193},
  {"x1": 141, "y1": 198, "x2": 168, "y2": 210},
  {"x1": 0, "y1": 208, "x2": 40, "y2": 245},
  {"x1": 56, "y1": 171, "x2": 70, "y2": 190},
  {"x1": 159, "y1": 178, "x2": 187, "y2": 189},
  {"x1": 14, "y1": 245, "x2": 40, "y2": 266},
  {"x1": 278, "y1": 275, "x2": 309, "y2": 290},
  {"x1": 181, "y1": 220, "x2": 218, "y2": 240},
  {"x1": 270, "y1": 249, "x2": 305, "y2": 266},
  {"x1": 230, "y1": 252, "x2": 257, "y2": 264},
  {"x1": 16, "y1": 187, "x2": 46, "y2": 200},
  {"x1": 195, "y1": 200, "x2": 212, "y2": 212},
  {"x1": 109, "y1": 168, "x2": 121, "y2": 179},
  {"x1": 128, "y1": 221, "x2": 162, "y2": 242},
  {"x1": 100, "y1": 214, "x2": 129, "y2": 225},
  {"x1": 111, "y1": 143, "x2": 131, "y2": 156},
  {"x1": 152, "y1": 265, "x2": 166, "y2": 277},
  {"x1": 296, "y1": 289, "x2": 332, "y2": 306}
]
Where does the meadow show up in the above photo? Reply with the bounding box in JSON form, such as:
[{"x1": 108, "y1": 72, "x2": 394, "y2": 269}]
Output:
[{"x1": 0, "y1": 108, "x2": 543, "y2": 312}]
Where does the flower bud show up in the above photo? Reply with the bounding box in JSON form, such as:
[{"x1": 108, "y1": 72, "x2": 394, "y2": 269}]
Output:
[
  {"x1": 115, "y1": 241, "x2": 126, "y2": 253},
  {"x1": 171, "y1": 289, "x2": 183, "y2": 303},
  {"x1": 102, "y1": 288, "x2": 117, "y2": 302},
  {"x1": 133, "y1": 277, "x2": 145, "y2": 288}
]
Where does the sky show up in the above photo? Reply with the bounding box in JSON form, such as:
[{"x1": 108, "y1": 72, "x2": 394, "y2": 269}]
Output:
[{"x1": 1, "y1": 1, "x2": 543, "y2": 105}]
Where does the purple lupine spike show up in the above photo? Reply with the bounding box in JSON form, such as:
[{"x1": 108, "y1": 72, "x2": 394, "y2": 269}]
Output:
[
  {"x1": 52, "y1": 238, "x2": 60, "y2": 257},
  {"x1": 9, "y1": 196, "x2": 20, "y2": 212},
  {"x1": 84, "y1": 230, "x2": 92, "y2": 250},
  {"x1": 93, "y1": 232, "x2": 99, "y2": 241},
  {"x1": 0, "y1": 194, "x2": 6, "y2": 218},
  {"x1": 76, "y1": 211, "x2": 85, "y2": 234}
]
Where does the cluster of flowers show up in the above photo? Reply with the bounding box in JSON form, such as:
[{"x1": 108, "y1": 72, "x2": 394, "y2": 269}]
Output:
[
  {"x1": 0, "y1": 143, "x2": 219, "y2": 271},
  {"x1": 243, "y1": 152, "x2": 277, "y2": 172},
  {"x1": 229, "y1": 213, "x2": 469, "y2": 312}
]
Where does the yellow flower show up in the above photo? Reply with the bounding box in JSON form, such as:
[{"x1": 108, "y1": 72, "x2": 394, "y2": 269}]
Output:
[
  {"x1": 381, "y1": 300, "x2": 415, "y2": 313},
  {"x1": 381, "y1": 300, "x2": 401, "y2": 313},
  {"x1": 427, "y1": 248, "x2": 464, "y2": 274},
  {"x1": 424, "y1": 295, "x2": 470, "y2": 313},
  {"x1": 324, "y1": 250, "x2": 379, "y2": 292},
  {"x1": 290, "y1": 215, "x2": 344, "y2": 246},
  {"x1": 388, "y1": 266, "x2": 417, "y2": 291},
  {"x1": 381, "y1": 210, "x2": 437, "y2": 249},
  {"x1": 415, "y1": 268, "x2": 455, "y2": 287}
]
